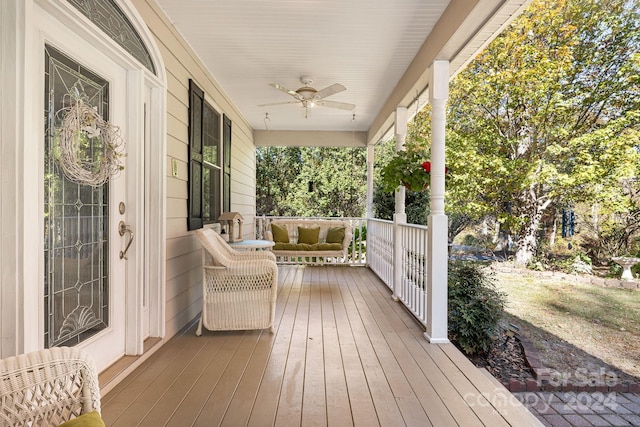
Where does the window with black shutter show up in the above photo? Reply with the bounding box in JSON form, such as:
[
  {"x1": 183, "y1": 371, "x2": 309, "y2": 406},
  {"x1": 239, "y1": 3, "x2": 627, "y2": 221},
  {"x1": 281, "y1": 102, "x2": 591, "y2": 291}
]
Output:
[{"x1": 188, "y1": 79, "x2": 225, "y2": 230}]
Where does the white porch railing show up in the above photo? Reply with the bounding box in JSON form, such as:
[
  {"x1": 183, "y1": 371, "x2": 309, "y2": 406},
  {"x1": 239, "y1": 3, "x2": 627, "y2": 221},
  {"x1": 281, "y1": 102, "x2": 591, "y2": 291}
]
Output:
[
  {"x1": 366, "y1": 218, "x2": 393, "y2": 287},
  {"x1": 366, "y1": 219, "x2": 428, "y2": 325},
  {"x1": 257, "y1": 216, "x2": 430, "y2": 326},
  {"x1": 397, "y1": 222, "x2": 428, "y2": 325}
]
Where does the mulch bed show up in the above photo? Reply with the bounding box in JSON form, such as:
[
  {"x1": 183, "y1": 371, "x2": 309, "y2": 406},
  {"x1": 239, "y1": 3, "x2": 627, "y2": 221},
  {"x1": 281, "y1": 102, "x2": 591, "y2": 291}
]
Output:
[
  {"x1": 464, "y1": 327, "x2": 640, "y2": 393},
  {"x1": 466, "y1": 328, "x2": 534, "y2": 384}
]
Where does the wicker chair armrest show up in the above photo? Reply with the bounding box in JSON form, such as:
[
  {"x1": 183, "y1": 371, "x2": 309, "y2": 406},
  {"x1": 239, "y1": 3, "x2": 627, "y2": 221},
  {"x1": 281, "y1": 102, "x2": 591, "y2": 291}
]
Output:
[
  {"x1": 343, "y1": 231, "x2": 353, "y2": 249},
  {"x1": 0, "y1": 347, "x2": 101, "y2": 426},
  {"x1": 227, "y1": 250, "x2": 276, "y2": 262},
  {"x1": 203, "y1": 259, "x2": 278, "y2": 278}
]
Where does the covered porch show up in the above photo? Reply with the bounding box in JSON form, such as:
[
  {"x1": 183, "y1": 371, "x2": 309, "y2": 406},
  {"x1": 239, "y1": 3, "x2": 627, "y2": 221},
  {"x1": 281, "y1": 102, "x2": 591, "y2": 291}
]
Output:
[
  {"x1": 0, "y1": 0, "x2": 543, "y2": 424},
  {"x1": 100, "y1": 265, "x2": 539, "y2": 426}
]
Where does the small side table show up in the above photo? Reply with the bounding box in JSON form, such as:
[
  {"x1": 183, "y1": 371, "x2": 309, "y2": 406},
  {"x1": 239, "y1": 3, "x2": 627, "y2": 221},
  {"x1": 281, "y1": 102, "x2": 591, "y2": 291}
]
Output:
[{"x1": 228, "y1": 239, "x2": 275, "y2": 251}]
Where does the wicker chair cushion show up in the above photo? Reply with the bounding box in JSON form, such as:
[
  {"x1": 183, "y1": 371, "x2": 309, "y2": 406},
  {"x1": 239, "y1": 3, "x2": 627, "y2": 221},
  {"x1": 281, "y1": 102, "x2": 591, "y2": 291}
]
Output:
[
  {"x1": 57, "y1": 411, "x2": 105, "y2": 427},
  {"x1": 318, "y1": 243, "x2": 343, "y2": 250}
]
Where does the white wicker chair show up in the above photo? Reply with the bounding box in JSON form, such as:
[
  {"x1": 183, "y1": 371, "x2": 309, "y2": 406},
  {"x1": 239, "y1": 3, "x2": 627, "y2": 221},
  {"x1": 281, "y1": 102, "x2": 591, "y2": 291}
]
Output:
[
  {"x1": 0, "y1": 346, "x2": 101, "y2": 427},
  {"x1": 201, "y1": 227, "x2": 276, "y2": 263},
  {"x1": 195, "y1": 228, "x2": 278, "y2": 335}
]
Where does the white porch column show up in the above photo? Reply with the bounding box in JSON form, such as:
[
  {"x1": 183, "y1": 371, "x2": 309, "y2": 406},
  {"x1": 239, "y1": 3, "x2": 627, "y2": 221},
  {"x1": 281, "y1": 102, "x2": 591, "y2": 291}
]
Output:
[
  {"x1": 393, "y1": 107, "x2": 407, "y2": 301},
  {"x1": 425, "y1": 60, "x2": 450, "y2": 343},
  {"x1": 1, "y1": 0, "x2": 34, "y2": 357},
  {"x1": 366, "y1": 144, "x2": 375, "y2": 219}
]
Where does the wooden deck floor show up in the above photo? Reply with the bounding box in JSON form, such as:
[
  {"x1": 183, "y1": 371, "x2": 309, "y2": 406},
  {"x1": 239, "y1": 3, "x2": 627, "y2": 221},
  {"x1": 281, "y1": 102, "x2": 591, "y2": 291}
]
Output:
[{"x1": 101, "y1": 266, "x2": 541, "y2": 426}]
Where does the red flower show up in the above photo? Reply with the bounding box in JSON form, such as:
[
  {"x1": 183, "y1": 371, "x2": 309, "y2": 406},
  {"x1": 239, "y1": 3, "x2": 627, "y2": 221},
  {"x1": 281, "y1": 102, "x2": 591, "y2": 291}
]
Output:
[{"x1": 422, "y1": 161, "x2": 449, "y2": 174}]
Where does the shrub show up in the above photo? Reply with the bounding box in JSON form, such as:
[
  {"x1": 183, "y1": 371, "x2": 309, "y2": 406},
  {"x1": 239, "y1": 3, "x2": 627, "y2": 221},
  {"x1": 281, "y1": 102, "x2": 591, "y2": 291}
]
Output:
[
  {"x1": 547, "y1": 252, "x2": 593, "y2": 274},
  {"x1": 448, "y1": 262, "x2": 506, "y2": 356}
]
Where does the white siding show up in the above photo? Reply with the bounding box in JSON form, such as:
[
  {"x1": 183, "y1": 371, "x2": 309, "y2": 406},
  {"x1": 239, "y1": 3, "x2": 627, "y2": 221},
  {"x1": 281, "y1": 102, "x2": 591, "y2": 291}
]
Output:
[{"x1": 133, "y1": 0, "x2": 257, "y2": 339}]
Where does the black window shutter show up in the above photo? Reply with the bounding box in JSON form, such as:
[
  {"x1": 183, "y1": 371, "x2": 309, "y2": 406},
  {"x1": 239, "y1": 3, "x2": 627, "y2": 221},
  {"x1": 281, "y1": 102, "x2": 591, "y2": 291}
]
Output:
[
  {"x1": 188, "y1": 79, "x2": 204, "y2": 230},
  {"x1": 223, "y1": 115, "x2": 232, "y2": 213}
]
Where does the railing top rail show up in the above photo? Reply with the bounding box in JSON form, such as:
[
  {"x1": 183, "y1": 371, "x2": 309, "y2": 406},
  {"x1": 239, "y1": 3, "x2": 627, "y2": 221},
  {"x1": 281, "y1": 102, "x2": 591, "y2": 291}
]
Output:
[
  {"x1": 367, "y1": 218, "x2": 393, "y2": 225},
  {"x1": 259, "y1": 216, "x2": 366, "y2": 221},
  {"x1": 398, "y1": 222, "x2": 428, "y2": 231}
]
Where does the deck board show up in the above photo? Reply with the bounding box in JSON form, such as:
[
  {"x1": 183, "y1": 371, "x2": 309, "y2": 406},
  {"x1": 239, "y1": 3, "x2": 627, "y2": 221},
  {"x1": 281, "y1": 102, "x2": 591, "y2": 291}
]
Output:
[
  {"x1": 341, "y1": 268, "x2": 431, "y2": 427},
  {"x1": 321, "y1": 268, "x2": 353, "y2": 427},
  {"x1": 301, "y1": 269, "x2": 328, "y2": 426},
  {"x1": 101, "y1": 265, "x2": 541, "y2": 426},
  {"x1": 350, "y1": 267, "x2": 483, "y2": 426},
  {"x1": 327, "y1": 269, "x2": 379, "y2": 427}
]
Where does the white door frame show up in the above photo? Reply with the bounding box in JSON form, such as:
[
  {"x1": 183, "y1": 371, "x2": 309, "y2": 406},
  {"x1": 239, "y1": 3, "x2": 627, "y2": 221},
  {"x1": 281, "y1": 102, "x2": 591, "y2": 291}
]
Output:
[{"x1": 0, "y1": 0, "x2": 166, "y2": 362}]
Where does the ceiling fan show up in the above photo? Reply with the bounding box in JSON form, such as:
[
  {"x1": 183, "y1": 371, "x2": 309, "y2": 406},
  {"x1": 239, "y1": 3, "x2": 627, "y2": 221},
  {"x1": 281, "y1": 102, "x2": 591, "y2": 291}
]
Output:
[{"x1": 258, "y1": 76, "x2": 355, "y2": 117}]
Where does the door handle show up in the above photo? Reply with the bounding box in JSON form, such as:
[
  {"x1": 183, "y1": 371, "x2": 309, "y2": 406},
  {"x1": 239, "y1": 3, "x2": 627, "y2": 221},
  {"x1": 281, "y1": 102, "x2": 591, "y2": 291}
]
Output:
[{"x1": 119, "y1": 221, "x2": 134, "y2": 260}]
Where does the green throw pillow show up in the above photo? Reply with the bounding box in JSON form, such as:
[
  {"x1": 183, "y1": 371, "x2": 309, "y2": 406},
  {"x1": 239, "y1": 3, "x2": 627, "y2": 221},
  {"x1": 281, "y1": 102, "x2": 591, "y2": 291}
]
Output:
[
  {"x1": 326, "y1": 227, "x2": 346, "y2": 244},
  {"x1": 298, "y1": 226, "x2": 320, "y2": 244},
  {"x1": 271, "y1": 223, "x2": 290, "y2": 243},
  {"x1": 57, "y1": 411, "x2": 105, "y2": 427}
]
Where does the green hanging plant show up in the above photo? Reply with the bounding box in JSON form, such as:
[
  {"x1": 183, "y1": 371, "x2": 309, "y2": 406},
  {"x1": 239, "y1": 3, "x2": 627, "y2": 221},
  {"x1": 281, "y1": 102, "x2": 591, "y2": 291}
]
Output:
[{"x1": 380, "y1": 148, "x2": 432, "y2": 193}]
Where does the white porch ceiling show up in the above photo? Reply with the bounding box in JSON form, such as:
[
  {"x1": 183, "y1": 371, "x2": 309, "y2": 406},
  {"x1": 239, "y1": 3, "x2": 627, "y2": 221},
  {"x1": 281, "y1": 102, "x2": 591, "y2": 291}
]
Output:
[{"x1": 154, "y1": 0, "x2": 531, "y2": 144}]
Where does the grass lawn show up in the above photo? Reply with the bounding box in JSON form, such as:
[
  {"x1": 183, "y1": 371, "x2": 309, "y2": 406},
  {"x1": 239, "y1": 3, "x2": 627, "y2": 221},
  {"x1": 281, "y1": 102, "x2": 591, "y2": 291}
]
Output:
[{"x1": 492, "y1": 269, "x2": 640, "y2": 383}]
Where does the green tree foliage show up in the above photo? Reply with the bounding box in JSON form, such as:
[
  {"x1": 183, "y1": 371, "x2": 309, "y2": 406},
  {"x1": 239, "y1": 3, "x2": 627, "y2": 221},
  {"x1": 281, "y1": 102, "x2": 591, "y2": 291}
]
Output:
[
  {"x1": 256, "y1": 146, "x2": 367, "y2": 217},
  {"x1": 445, "y1": 0, "x2": 640, "y2": 265},
  {"x1": 256, "y1": 146, "x2": 302, "y2": 216},
  {"x1": 288, "y1": 147, "x2": 367, "y2": 217},
  {"x1": 580, "y1": 175, "x2": 640, "y2": 260}
]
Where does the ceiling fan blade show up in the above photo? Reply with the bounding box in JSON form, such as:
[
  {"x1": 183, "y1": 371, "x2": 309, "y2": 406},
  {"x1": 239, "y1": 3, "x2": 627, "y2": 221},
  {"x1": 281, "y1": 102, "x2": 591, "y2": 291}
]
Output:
[
  {"x1": 269, "y1": 83, "x2": 302, "y2": 100},
  {"x1": 316, "y1": 99, "x2": 355, "y2": 111},
  {"x1": 257, "y1": 101, "x2": 300, "y2": 107},
  {"x1": 313, "y1": 83, "x2": 346, "y2": 100}
]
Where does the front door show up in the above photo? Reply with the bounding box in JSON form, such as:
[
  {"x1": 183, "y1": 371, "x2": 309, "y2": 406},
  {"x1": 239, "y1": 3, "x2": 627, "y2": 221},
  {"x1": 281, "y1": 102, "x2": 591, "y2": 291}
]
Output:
[{"x1": 43, "y1": 38, "x2": 130, "y2": 372}]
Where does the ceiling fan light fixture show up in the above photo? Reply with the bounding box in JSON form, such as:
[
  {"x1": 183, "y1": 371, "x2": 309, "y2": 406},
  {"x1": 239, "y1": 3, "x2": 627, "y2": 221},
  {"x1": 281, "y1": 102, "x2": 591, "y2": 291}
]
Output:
[
  {"x1": 261, "y1": 78, "x2": 354, "y2": 112},
  {"x1": 296, "y1": 87, "x2": 317, "y2": 99}
]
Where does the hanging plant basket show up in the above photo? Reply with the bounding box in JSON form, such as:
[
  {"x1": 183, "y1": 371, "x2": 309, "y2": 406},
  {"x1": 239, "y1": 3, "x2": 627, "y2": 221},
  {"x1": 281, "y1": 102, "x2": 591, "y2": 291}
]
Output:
[
  {"x1": 380, "y1": 144, "x2": 450, "y2": 193},
  {"x1": 56, "y1": 99, "x2": 124, "y2": 187},
  {"x1": 380, "y1": 149, "x2": 431, "y2": 193},
  {"x1": 402, "y1": 180, "x2": 430, "y2": 192}
]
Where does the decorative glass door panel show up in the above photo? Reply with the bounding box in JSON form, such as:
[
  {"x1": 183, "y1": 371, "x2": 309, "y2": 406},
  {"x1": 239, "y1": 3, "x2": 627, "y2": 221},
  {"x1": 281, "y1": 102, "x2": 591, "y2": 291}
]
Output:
[{"x1": 44, "y1": 45, "x2": 110, "y2": 348}]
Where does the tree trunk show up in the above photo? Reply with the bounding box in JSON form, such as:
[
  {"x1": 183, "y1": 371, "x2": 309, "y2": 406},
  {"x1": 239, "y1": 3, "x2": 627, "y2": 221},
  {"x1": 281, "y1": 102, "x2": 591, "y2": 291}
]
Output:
[
  {"x1": 515, "y1": 225, "x2": 538, "y2": 266},
  {"x1": 514, "y1": 191, "x2": 552, "y2": 266}
]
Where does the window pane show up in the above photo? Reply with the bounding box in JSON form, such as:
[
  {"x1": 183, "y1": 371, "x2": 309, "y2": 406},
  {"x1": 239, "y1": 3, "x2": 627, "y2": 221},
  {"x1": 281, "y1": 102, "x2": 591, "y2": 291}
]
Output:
[
  {"x1": 212, "y1": 169, "x2": 221, "y2": 221},
  {"x1": 44, "y1": 45, "x2": 109, "y2": 348},
  {"x1": 223, "y1": 116, "x2": 231, "y2": 212},
  {"x1": 68, "y1": 0, "x2": 156, "y2": 74},
  {"x1": 202, "y1": 165, "x2": 221, "y2": 222},
  {"x1": 202, "y1": 167, "x2": 210, "y2": 220},
  {"x1": 203, "y1": 103, "x2": 219, "y2": 166}
]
